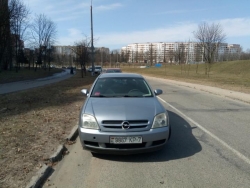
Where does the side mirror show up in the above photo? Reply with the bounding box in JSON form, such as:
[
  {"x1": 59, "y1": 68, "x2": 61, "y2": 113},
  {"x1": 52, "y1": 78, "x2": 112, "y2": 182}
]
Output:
[
  {"x1": 154, "y1": 89, "x2": 163, "y2": 96},
  {"x1": 81, "y1": 89, "x2": 89, "y2": 96}
]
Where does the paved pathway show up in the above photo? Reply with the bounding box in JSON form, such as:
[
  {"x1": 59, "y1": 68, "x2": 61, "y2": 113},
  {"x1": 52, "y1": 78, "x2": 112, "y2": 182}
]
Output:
[{"x1": 0, "y1": 69, "x2": 73, "y2": 95}]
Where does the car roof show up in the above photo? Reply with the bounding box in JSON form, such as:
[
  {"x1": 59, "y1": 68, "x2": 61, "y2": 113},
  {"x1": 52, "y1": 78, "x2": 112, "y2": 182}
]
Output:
[{"x1": 98, "y1": 73, "x2": 143, "y2": 78}]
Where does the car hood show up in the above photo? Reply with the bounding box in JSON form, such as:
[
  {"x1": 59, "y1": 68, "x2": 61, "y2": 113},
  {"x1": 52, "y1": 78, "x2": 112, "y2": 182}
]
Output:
[{"x1": 84, "y1": 97, "x2": 164, "y2": 122}]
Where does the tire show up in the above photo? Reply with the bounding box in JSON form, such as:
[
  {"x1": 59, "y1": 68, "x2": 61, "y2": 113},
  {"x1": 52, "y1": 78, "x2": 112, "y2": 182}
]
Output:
[{"x1": 168, "y1": 126, "x2": 171, "y2": 140}]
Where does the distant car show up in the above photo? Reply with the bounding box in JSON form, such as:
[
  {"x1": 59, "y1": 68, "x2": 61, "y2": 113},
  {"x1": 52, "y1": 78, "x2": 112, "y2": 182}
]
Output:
[
  {"x1": 78, "y1": 73, "x2": 171, "y2": 155},
  {"x1": 102, "y1": 68, "x2": 122, "y2": 73},
  {"x1": 87, "y1": 67, "x2": 92, "y2": 72},
  {"x1": 87, "y1": 66, "x2": 102, "y2": 74},
  {"x1": 94, "y1": 66, "x2": 102, "y2": 74}
]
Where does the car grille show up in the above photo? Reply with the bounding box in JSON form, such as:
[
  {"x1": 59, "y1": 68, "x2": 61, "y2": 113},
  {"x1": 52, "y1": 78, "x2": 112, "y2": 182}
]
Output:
[
  {"x1": 102, "y1": 120, "x2": 149, "y2": 130},
  {"x1": 83, "y1": 139, "x2": 166, "y2": 149}
]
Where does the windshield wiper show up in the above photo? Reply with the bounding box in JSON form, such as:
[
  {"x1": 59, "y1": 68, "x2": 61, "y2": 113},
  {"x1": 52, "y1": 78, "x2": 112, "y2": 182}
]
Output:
[
  {"x1": 91, "y1": 95, "x2": 107, "y2": 97},
  {"x1": 123, "y1": 95, "x2": 142, "y2": 97}
]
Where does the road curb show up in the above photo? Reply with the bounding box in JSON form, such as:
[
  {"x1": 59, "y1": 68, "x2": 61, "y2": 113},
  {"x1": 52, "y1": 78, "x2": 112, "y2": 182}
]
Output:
[
  {"x1": 25, "y1": 164, "x2": 53, "y2": 188},
  {"x1": 26, "y1": 124, "x2": 79, "y2": 188},
  {"x1": 49, "y1": 145, "x2": 67, "y2": 163},
  {"x1": 65, "y1": 124, "x2": 79, "y2": 141}
]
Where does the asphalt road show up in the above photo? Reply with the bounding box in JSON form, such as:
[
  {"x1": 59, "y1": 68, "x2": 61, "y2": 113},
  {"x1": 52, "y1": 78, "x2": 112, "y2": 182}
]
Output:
[{"x1": 43, "y1": 77, "x2": 250, "y2": 188}]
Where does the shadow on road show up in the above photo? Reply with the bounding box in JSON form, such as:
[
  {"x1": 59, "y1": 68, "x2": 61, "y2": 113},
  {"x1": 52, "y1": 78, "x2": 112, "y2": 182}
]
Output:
[{"x1": 92, "y1": 110, "x2": 202, "y2": 162}]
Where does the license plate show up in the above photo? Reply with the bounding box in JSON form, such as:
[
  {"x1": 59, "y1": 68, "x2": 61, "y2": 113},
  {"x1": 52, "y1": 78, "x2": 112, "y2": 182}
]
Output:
[{"x1": 110, "y1": 136, "x2": 142, "y2": 144}]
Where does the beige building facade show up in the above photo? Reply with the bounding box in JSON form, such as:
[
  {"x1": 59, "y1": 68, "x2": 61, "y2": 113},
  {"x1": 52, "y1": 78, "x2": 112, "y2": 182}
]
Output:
[{"x1": 121, "y1": 42, "x2": 241, "y2": 64}]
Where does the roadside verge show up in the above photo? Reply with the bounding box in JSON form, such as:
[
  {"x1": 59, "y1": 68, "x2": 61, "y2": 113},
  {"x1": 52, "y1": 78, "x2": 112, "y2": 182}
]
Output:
[{"x1": 25, "y1": 125, "x2": 79, "y2": 188}]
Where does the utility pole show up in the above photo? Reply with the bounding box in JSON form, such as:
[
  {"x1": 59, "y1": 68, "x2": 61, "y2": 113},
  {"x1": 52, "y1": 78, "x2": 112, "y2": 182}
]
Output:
[
  {"x1": 150, "y1": 43, "x2": 153, "y2": 66},
  {"x1": 110, "y1": 53, "x2": 111, "y2": 67},
  {"x1": 90, "y1": 0, "x2": 95, "y2": 75},
  {"x1": 101, "y1": 47, "x2": 103, "y2": 67},
  {"x1": 116, "y1": 51, "x2": 118, "y2": 67}
]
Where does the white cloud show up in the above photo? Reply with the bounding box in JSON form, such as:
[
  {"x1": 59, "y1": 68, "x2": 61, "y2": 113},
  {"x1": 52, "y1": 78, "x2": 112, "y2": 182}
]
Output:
[
  {"x1": 57, "y1": 18, "x2": 250, "y2": 50},
  {"x1": 68, "y1": 28, "x2": 82, "y2": 37},
  {"x1": 23, "y1": 0, "x2": 89, "y2": 21},
  {"x1": 218, "y1": 18, "x2": 250, "y2": 37},
  {"x1": 95, "y1": 22, "x2": 197, "y2": 48},
  {"x1": 57, "y1": 28, "x2": 85, "y2": 45},
  {"x1": 94, "y1": 18, "x2": 250, "y2": 49},
  {"x1": 95, "y1": 3, "x2": 122, "y2": 11},
  {"x1": 157, "y1": 8, "x2": 210, "y2": 15},
  {"x1": 47, "y1": 2, "x2": 89, "y2": 16}
]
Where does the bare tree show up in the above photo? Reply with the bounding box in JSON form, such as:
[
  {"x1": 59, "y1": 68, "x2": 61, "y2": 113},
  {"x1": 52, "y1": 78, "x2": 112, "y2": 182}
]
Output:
[
  {"x1": 30, "y1": 14, "x2": 57, "y2": 70},
  {"x1": 193, "y1": 22, "x2": 226, "y2": 76},
  {"x1": 149, "y1": 43, "x2": 154, "y2": 66},
  {"x1": 194, "y1": 43, "x2": 202, "y2": 73},
  {"x1": 240, "y1": 49, "x2": 250, "y2": 60},
  {"x1": 134, "y1": 43, "x2": 138, "y2": 64},
  {"x1": 0, "y1": 0, "x2": 11, "y2": 71},
  {"x1": 138, "y1": 49, "x2": 144, "y2": 65},
  {"x1": 174, "y1": 43, "x2": 187, "y2": 74},
  {"x1": 168, "y1": 49, "x2": 174, "y2": 65},
  {"x1": 126, "y1": 48, "x2": 130, "y2": 64},
  {"x1": 175, "y1": 43, "x2": 186, "y2": 65},
  {"x1": 163, "y1": 43, "x2": 166, "y2": 63},
  {"x1": 94, "y1": 48, "x2": 101, "y2": 65},
  {"x1": 120, "y1": 50, "x2": 126, "y2": 63},
  {"x1": 9, "y1": 0, "x2": 30, "y2": 71},
  {"x1": 112, "y1": 49, "x2": 120, "y2": 67},
  {"x1": 110, "y1": 50, "x2": 116, "y2": 67},
  {"x1": 73, "y1": 38, "x2": 91, "y2": 77},
  {"x1": 154, "y1": 49, "x2": 158, "y2": 64}
]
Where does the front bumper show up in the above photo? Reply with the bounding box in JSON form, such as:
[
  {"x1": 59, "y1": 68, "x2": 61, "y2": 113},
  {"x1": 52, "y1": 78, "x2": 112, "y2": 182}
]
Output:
[{"x1": 78, "y1": 126, "x2": 170, "y2": 155}]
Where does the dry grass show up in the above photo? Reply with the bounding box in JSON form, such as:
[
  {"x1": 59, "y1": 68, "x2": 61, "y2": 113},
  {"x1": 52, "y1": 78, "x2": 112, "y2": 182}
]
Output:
[
  {"x1": 0, "y1": 71, "x2": 96, "y2": 188},
  {"x1": 120, "y1": 60, "x2": 250, "y2": 94}
]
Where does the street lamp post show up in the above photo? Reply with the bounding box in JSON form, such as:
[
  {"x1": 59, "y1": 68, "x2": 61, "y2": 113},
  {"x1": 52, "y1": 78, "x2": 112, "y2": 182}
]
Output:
[
  {"x1": 48, "y1": 43, "x2": 51, "y2": 71},
  {"x1": 110, "y1": 53, "x2": 111, "y2": 67},
  {"x1": 90, "y1": 1, "x2": 95, "y2": 76},
  {"x1": 101, "y1": 47, "x2": 103, "y2": 67}
]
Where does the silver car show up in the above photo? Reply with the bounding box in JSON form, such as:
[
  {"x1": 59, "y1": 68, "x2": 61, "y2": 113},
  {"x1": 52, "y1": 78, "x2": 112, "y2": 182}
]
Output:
[{"x1": 78, "y1": 73, "x2": 171, "y2": 155}]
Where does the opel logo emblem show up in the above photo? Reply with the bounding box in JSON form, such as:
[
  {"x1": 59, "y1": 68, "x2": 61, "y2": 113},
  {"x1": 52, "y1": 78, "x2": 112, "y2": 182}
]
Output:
[{"x1": 122, "y1": 121, "x2": 130, "y2": 129}]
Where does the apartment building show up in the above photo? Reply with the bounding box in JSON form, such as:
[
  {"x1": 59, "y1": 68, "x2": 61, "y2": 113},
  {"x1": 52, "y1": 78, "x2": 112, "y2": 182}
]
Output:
[
  {"x1": 53, "y1": 46, "x2": 74, "y2": 56},
  {"x1": 121, "y1": 42, "x2": 241, "y2": 64}
]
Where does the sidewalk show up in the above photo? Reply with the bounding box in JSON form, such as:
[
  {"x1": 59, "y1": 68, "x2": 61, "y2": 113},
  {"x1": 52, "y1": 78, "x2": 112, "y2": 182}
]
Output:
[{"x1": 0, "y1": 69, "x2": 73, "y2": 95}]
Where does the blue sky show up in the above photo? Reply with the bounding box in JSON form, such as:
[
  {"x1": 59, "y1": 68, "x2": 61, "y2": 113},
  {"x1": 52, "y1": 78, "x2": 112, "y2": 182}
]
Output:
[{"x1": 23, "y1": 0, "x2": 250, "y2": 51}]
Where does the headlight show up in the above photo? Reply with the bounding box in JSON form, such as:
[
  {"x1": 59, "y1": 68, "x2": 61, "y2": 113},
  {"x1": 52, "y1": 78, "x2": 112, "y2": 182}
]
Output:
[
  {"x1": 81, "y1": 114, "x2": 99, "y2": 129},
  {"x1": 152, "y1": 113, "x2": 168, "y2": 128}
]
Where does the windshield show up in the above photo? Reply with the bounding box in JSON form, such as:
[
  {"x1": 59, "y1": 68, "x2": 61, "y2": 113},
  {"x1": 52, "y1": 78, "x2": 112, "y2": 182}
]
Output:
[{"x1": 90, "y1": 77, "x2": 153, "y2": 97}]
